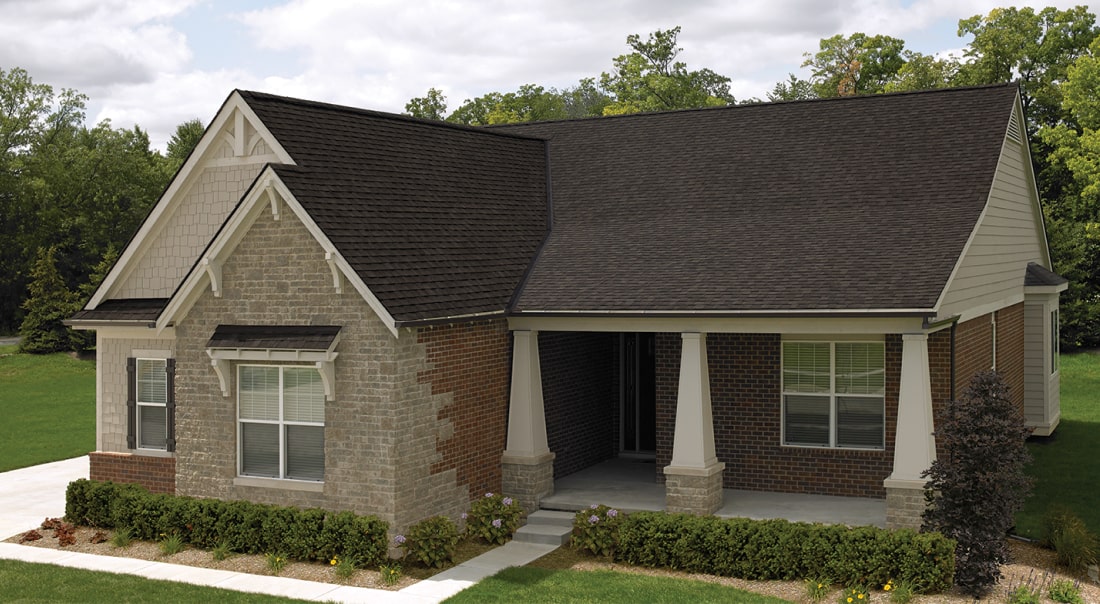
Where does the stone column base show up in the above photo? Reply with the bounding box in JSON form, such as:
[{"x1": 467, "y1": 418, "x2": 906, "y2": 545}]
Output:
[
  {"x1": 664, "y1": 462, "x2": 725, "y2": 515},
  {"x1": 501, "y1": 452, "x2": 555, "y2": 513},
  {"x1": 884, "y1": 477, "x2": 928, "y2": 530}
]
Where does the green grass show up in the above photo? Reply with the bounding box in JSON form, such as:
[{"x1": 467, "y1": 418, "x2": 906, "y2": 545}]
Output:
[
  {"x1": 0, "y1": 559, "x2": 314, "y2": 603},
  {"x1": 442, "y1": 567, "x2": 789, "y2": 603},
  {"x1": 1015, "y1": 352, "x2": 1100, "y2": 539},
  {"x1": 0, "y1": 347, "x2": 95, "y2": 472}
]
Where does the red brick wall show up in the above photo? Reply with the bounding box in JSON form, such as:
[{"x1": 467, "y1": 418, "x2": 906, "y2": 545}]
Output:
[
  {"x1": 954, "y1": 313, "x2": 994, "y2": 399},
  {"x1": 540, "y1": 332, "x2": 619, "y2": 478},
  {"x1": 656, "y1": 333, "x2": 901, "y2": 498},
  {"x1": 89, "y1": 452, "x2": 175, "y2": 494},
  {"x1": 996, "y1": 303, "x2": 1026, "y2": 414},
  {"x1": 418, "y1": 320, "x2": 511, "y2": 503}
]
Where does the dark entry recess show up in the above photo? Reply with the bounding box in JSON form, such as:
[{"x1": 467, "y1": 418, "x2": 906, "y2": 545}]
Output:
[{"x1": 621, "y1": 333, "x2": 657, "y2": 454}]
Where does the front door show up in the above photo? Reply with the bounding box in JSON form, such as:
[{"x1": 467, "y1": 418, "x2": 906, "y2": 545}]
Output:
[{"x1": 621, "y1": 333, "x2": 657, "y2": 454}]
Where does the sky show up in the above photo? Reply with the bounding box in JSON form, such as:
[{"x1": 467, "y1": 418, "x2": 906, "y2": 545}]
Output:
[{"x1": 0, "y1": 0, "x2": 1093, "y2": 151}]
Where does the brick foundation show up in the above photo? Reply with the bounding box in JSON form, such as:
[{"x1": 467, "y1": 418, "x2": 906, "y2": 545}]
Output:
[
  {"x1": 501, "y1": 453, "x2": 556, "y2": 513},
  {"x1": 885, "y1": 480, "x2": 927, "y2": 530},
  {"x1": 89, "y1": 452, "x2": 175, "y2": 494}
]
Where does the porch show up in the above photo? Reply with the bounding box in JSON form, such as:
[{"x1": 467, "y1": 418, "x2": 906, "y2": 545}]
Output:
[{"x1": 540, "y1": 458, "x2": 887, "y2": 527}]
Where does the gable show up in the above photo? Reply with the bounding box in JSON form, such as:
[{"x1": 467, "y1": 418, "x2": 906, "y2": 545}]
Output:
[
  {"x1": 935, "y1": 98, "x2": 1050, "y2": 321},
  {"x1": 89, "y1": 93, "x2": 291, "y2": 306}
]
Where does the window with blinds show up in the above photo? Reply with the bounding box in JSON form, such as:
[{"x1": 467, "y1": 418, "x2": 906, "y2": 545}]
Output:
[
  {"x1": 136, "y1": 358, "x2": 168, "y2": 449},
  {"x1": 782, "y1": 341, "x2": 885, "y2": 449},
  {"x1": 239, "y1": 365, "x2": 325, "y2": 481}
]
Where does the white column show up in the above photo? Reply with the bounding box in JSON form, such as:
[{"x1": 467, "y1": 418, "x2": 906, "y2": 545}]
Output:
[
  {"x1": 887, "y1": 333, "x2": 936, "y2": 484},
  {"x1": 503, "y1": 330, "x2": 549, "y2": 460},
  {"x1": 667, "y1": 332, "x2": 721, "y2": 471}
]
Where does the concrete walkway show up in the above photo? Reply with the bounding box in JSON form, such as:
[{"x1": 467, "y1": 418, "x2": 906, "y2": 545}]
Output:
[{"x1": 0, "y1": 456, "x2": 556, "y2": 603}]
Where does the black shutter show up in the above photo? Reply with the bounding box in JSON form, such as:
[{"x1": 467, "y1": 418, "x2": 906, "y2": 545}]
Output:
[
  {"x1": 126, "y1": 357, "x2": 136, "y2": 449},
  {"x1": 166, "y1": 358, "x2": 176, "y2": 452}
]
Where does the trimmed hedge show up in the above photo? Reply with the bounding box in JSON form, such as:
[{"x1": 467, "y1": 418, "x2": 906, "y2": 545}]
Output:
[
  {"x1": 65, "y1": 479, "x2": 388, "y2": 566},
  {"x1": 615, "y1": 512, "x2": 956, "y2": 593}
]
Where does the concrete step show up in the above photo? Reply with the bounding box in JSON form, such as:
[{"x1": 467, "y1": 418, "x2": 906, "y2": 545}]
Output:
[
  {"x1": 513, "y1": 522, "x2": 573, "y2": 546},
  {"x1": 525, "y1": 510, "x2": 575, "y2": 527}
]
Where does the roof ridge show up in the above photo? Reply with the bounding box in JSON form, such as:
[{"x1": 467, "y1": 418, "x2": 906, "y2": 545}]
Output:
[{"x1": 234, "y1": 89, "x2": 545, "y2": 141}]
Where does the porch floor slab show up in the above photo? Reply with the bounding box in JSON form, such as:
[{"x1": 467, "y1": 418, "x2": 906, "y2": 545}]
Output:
[{"x1": 541, "y1": 458, "x2": 886, "y2": 528}]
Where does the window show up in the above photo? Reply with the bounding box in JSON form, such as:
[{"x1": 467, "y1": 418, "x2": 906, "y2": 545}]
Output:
[
  {"x1": 1052, "y1": 308, "x2": 1060, "y2": 374},
  {"x1": 238, "y1": 365, "x2": 325, "y2": 481},
  {"x1": 782, "y1": 341, "x2": 885, "y2": 449},
  {"x1": 126, "y1": 357, "x2": 174, "y2": 451}
]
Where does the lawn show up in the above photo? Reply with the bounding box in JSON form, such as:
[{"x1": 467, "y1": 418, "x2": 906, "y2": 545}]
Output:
[
  {"x1": 442, "y1": 567, "x2": 789, "y2": 603},
  {"x1": 0, "y1": 559, "x2": 313, "y2": 603},
  {"x1": 0, "y1": 345, "x2": 96, "y2": 472},
  {"x1": 1015, "y1": 352, "x2": 1100, "y2": 539}
]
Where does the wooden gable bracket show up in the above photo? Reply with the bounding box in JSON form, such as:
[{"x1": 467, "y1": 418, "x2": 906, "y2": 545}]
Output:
[
  {"x1": 209, "y1": 355, "x2": 232, "y2": 397},
  {"x1": 206, "y1": 347, "x2": 340, "y2": 400},
  {"x1": 315, "y1": 359, "x2": 336, "y2": 401},
  {"x1": 203, "y1": 256, "x2": 223, "y2": 298},
  {"x1": 325, "y1": 251, "x2": 343, "y2": 294},
  {"x1": 267, "y1": 186, "x2": 280, "y2": 221}
]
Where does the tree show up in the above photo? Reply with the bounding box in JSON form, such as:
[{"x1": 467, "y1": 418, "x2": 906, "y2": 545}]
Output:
[
  {"x1": 18, "y1": 246, "x2": 82, "y2": 354},
  {"x1": 404, "y1": 88, "x2": 448, "y2": 121},
  {"x1": 883, "y1": 51, "x2": 960, "y2": 93},
  {"x1": 599, "y1": 26, "x2": 734, "y2": 114},
  {"x1": 767, "y1": 74, "x2": 816, "y2": 101},
  {"x1": 922, "y1": 371, "x2": 1033, "y2": 597},
  {"x1": 166, "y1": 118, "x2": 205, "y2": 171},
  {"x1": 801, "y1": 33, "x2": 907, "y2": 97},
  {"x1": 561, "y1": 77, "x2": 612, "y2": 118}
]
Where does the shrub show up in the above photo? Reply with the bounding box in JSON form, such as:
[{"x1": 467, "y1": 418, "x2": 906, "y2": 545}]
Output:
[
  {"x1": 400, "y1": 516, "x2": 459, "y2": 568},
  {"x1": 615, "y1": 512, "x2": 955, "y2": 592},
  {"x1": 466, "y1": 493, "x2": 523, "y2": 545},
  {"x1": 265, "y1": 552, "x2": 288, "y2": 575},
  {"x1": 921, "y1": 371, "x2": 1033, "y2": 597},
  {"x1": 1046, "y1": 508, "x2": 1098, "y2": 571},
  {"x1": 571, "y1": 504, "x2": 622, "y2": 557},
  {"x1": 64, "y1": 479, "x2": 388, "y2": 566},
  {"x1": 159, "y1": 532, "x2": 184, "y2": 555},
  {"x1": 109, "y1": 526, "x2": 133, "y2": 548},
  {"x1": 380, "y1": 562, "x2": 402, "y2": 586},
  {"x1": 1008, "y1": 584, "x2": 1042, "y2": 604},
  {"x1": 1049, "y1": 578, "x2": 1085, "y2": 604},
  {"x1": 805, "y1": 578, "x2": 831, "y2": 601}
]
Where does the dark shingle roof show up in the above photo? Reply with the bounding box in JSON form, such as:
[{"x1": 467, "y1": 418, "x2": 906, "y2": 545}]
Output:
[
  {"x1": 238, "y1": 91, "x2": 548, "y2": 323},
  {"x1": 68, "y1": 298, "x2": 168, "y2": 324},
  {"x1": 1025, "y1": 262, "x2": 1068, "y2": 287},
  {"x1": 497, "y1": 84, "x2": 1020, "y2": 313},
  {"x1": 206, "y1": 325, "x2": 341, "y2": 350}
]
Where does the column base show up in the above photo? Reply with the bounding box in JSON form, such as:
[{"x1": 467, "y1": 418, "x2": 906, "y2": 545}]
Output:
[
  {"x1": 884, "y1": 477, "x2": 928, "y2": 530},
  {"x1": 501, "y1": 452, "x2": 555, "y2": 513},
  {"x1": 663, "y1": 462, "x2": 725, "y2": 515}
]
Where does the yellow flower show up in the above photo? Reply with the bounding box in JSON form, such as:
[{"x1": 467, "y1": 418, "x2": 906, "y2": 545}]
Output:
[
  {"x1": 858, "y1": 595, "x2": 864, "y2": 600},
  {"x1": 818, "y1": 583, "x2": 824, "y2": 589},
  {"x1": 330, "y1": 558, "x2": 338, "y2": 565},
  {"x1": 884, "y1": 584, "x2": 892, "y2": 591},
  {"x1": 847, "y1": 598, "x2": 853, "y2": 603}
]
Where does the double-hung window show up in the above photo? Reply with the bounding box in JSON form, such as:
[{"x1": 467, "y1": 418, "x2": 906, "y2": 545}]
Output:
[
  {"x1": 127, "y1": 357, "x2": 174, "y2": 451},
  {"x1": 782, "y1": 341, "x2": 885, "y2": 450},
  {"x1": 238, "y1": 365, "x2": 325, "y2": 481}
]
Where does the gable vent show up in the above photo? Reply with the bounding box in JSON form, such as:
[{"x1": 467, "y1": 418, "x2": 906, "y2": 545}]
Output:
[{"x1": 1006, "y1": 111, "x2": 1023, "y2": 144}]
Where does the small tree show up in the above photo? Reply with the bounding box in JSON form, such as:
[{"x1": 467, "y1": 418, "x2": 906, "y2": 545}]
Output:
[
  {"x1": 922, "y1": 370, "x2": 1033, "y2": 597},
  {"x1": 18, "y1": 246, "x2": 81, "y2": 354}
]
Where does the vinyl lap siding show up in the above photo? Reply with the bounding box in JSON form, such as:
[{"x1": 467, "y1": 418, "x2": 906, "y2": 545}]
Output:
[{"x1": 938, "y1": 130, "x2": 1044, "y2": 317}]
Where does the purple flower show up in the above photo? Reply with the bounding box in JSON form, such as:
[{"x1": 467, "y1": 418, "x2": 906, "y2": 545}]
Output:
[
  {"x1": 485, "y1": 492, "x2": 493, "y2": 498},
  {"x1": 394, "y1": 534, "x2": 406, "y2": 545},
  {"x1": 492, "y1": 519, "x2": 502, "y2": 528},
  {"x1": 502, "y1": 497, "x2": 513, "y2": 506},
  {"x1": 607, "y1": 509, "x2": 619, "y2": 518},
  {"x1": 460, "y1": 512, "x2": 468, "y2": 520},
  {"x1": 588, "y1": 515, "x2": 600, "y2": 524},
  {"x1": 589, "y1": 503, "x2": 599, "y2": 509}
]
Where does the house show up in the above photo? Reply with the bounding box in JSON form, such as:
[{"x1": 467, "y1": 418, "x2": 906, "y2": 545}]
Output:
[{"x1": 68, "y1": 83, "x2": 1066, "y2": 532}]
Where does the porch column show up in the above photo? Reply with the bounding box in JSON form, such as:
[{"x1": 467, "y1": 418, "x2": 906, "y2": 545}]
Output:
[
  {"x1": 663, "y1": 332, "x2": 725, "y2": 514},
  {"x1": 884, "y1": 333, "x2": 936, "y2": 529},
  {"x1": 501, "y1": 330, "x2": 554, "y2": 512}
]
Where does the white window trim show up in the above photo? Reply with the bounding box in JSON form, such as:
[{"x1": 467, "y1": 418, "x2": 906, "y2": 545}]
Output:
[
  {"x1": 237, "y1": 364, "x2": 325, "y2": 482},
  {"x1": 1051, "y1": 308, "x2": 1060, "y2": 375},
  {"x1": 135, "y1": 357, "x2": 168, "y2": 451},
  {"x1": 780, "y1": 340, "x2": 886, "y2": 451}
]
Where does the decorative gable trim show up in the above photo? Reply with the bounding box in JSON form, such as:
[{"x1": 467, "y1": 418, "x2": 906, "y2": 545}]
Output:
[
  {"x1": 87, "y1": 91, "x2": 294, "y2": 310},
  {"x1": 156, "y1": 167, "x2": 400, "y2": 337}
]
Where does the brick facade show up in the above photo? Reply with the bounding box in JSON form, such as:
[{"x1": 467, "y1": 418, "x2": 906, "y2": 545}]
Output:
[
  {"x1": 656, "y1": 333, "x2": 901, "y2": 499},
  {"x1": 419, "y1": 321, "x2": 511, "y2": 502},
  {"x1": 540, "y1": 332, "x2": 618, "y2": 478},
  {"x1": 89, "y1": 452, "x2": 175, "y2": 494}
]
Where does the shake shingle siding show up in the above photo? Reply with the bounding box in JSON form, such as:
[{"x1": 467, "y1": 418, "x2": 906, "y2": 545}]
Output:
[
  {"x1": 499, "y1": 85, "x2": 1019, "y2": 313},
  {"x1": 239, "y1": 91, "x2": 549, "y2": 323}
]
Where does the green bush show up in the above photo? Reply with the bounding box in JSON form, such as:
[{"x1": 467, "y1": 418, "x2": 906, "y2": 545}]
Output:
[
  {"x1": 1046, "y1": 508, "x2": 1099, "y2": 572},
  {"x1": 615, "y1": 511, "x2": 954, "y2": 593},
  {"x1": 400, "y1": 515, "x2": 460, "y2": 568},
  {"x1": 465, "y1": 492, "x2": 523, "y2": 545},
  {"x1": 64, "y1": 479, "x2": 387, "y2": 566},
  {"x1": 571, "y1": 504, "x2": 622, "y2": 557}
]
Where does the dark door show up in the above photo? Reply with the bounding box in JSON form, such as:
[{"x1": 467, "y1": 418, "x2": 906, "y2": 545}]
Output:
[{"x1": 621, "y1": 333, "x2": 657, "y2": 454}]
